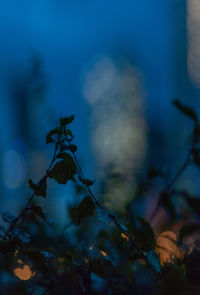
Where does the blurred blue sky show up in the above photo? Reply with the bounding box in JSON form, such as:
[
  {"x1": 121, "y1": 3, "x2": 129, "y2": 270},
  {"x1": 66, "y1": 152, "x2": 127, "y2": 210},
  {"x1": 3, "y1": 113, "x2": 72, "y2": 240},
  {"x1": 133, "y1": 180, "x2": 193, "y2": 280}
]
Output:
[
  {"x1": 0, "y1": 0, "x2": 188, "y2": 117},
  {"x1": 0, "y1": 0, "x2": 198, "y2": 226}
]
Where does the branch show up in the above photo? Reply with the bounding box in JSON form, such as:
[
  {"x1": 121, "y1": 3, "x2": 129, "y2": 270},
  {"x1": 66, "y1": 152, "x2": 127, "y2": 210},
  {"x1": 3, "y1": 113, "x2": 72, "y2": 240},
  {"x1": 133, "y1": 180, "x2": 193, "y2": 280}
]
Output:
[
  {"x1": 65, "y1": 134, "x2": 158, "y2": 274},
  {"x1": 149, "y1": 148, "x2": 193, "y2": 223},
  {"x1": 0, "y1": 143, "x2": 58, "y2": 242}
]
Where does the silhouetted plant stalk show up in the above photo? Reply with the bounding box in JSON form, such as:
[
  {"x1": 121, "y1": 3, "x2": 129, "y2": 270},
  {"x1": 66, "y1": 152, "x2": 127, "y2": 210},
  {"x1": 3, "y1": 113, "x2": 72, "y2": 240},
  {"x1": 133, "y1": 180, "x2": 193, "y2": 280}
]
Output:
[
  {"x1": 2, "y1": 99, "x2": 200, "y2": 293},
  {"x1": 149, "y1": 148, "x2": 193, "y2": 223},
  {"x1": 149, "y1": 99, "x2": 200, "y2": 223},
  {"x1": 0, "y1": 142, "x2": 59, "y2": 242},
  {"x1": 64, "y1": 132, "x2": 158, "y2": 274}
]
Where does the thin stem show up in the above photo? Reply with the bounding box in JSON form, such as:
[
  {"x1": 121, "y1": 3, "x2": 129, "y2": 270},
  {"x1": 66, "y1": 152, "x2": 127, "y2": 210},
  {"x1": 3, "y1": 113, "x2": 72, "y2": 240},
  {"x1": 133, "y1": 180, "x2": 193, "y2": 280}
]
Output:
[
  {"x1": 86, "y1": 185, "x2": 102, "y2": 208},
  {"x1": 65, "y1": 134, "x2": 157, "y2": 274},
  {"x1": 1, "y1": 143, "x2": 58, "y2": 242},
  {"x1": 164, "y1": 150, "x2": 192, "y2": 192},
  {"x1": 149, "y1": 149, "x2": 193, "y2": 223}
]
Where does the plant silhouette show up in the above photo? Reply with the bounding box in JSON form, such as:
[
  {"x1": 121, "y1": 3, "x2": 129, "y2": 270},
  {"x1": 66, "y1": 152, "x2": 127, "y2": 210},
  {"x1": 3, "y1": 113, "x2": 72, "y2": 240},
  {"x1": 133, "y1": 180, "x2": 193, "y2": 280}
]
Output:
[{"x1": 1, "y1": 100, "x2": 200, "y2": 294}]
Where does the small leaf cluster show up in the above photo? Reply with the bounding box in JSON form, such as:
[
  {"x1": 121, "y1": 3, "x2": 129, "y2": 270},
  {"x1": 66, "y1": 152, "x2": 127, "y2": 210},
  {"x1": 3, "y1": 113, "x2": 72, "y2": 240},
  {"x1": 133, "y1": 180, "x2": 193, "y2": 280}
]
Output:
[{"x1": 1, "y1": 104, "x2": 200, "y2": 294}]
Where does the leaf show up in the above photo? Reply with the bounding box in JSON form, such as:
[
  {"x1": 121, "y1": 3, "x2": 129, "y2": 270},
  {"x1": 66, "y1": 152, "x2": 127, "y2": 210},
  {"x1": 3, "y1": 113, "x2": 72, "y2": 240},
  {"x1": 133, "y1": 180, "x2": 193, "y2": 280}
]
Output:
[
  {"x1": 69, "y1": 196, "x2": 95, "y2": 224},
  {"x1": 56, "y1": 152, "x2": 73, "y2": 160},
  {"x1": 60, "y1": 115, "x2": 74, "y2": 126},
  {"x1": 65, "y1": 129, "x2": 73, "y2": 137},
  {"x1": 79, "y1": 176, "x2": 95, "y2": 186},
  {"x1": 59, "y1": 144, "x2": 77, "y2": 153},
  {"x1": 30, "y1": 205, "x2": 46, "y2": 221},
  {"x1": 49, "y1": 155, "x2": 76, "y2": 184},
  {"x1": 192, "y1": 148, "x2": 200, "y2": 166},
  {"x1": 28, "y1": 178, "x2": 47, "y2": 198},
  {"x1": 24, "y1": 249, "x2": 47, "y2": 272},
  {"x1": 78, "y1": 196, "x2": 95, "y2": 218},
  {"x1": 186, "y1": 196, "x2": 200, "y2": 216},
  {"x1": 172, "y1": 99, "x2": 198, "y2": 123},
  {"x1": 66, "y1": 144, "x2": 77, "y2": 153},
  {"x1": 194, "y1": 125, "x2": 200, "y2": 138},
  {"x1": 133, "y1": 216, "x2": 155, "y2": 252},
  {"x1": 179, "y1": 223, "x2": 200, "y2": 244},
  {"x1": 30, "y1": 205, "x2": 54, "y2": 225},
  {"x1": 0, "y1": 211, "x2": 16, "y2": 223},
  {"x1": 160, "y1": 191, "x2": 176, "y2": 219},
  {"x1": 147, "y1": 166, "x2": 165, "y2": 180},
  {"x1": 74, "y1": 183, "x2": 87, "y2": 195},
  {"x1": 90, "y1": 258, "x2": 113, "y2": 278},
  {"x1": 46, "y1": 128, "x2": 59, "y2": 144}
]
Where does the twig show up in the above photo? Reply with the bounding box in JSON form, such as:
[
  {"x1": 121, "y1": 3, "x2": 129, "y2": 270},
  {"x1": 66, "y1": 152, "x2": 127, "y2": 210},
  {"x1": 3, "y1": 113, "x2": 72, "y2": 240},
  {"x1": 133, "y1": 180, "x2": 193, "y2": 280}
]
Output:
[
  {"x1": 65, "y1": 134, "x2": 158, "y2": 274},
  {"x1": 149, "y1": 149, "x2": 193, "y2": 223},
  {"x1": 0, "y1": 143, "x2": 58, "y2": 242}
]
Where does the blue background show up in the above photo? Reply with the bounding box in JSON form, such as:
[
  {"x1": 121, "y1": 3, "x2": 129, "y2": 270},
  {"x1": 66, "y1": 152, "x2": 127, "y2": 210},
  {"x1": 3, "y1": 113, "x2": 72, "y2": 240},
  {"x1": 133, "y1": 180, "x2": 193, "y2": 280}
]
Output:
[{"x1": 0, "y1": 0, "x2": 198, "y2": 227}]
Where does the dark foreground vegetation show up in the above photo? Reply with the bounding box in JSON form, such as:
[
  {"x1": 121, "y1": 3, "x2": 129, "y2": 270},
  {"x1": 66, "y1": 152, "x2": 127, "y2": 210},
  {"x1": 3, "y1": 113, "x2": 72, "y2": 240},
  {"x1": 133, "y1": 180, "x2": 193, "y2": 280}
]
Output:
[{"x1": 1, "y1": 100, "x2": 200, "y2": 294}]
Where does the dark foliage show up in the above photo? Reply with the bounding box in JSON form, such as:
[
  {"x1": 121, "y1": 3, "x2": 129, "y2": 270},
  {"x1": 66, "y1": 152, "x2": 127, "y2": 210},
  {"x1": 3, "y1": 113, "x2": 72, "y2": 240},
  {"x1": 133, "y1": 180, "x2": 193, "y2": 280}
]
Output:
[{"x1": 1, "y1": 101, "x2": 200, "y2": 294}]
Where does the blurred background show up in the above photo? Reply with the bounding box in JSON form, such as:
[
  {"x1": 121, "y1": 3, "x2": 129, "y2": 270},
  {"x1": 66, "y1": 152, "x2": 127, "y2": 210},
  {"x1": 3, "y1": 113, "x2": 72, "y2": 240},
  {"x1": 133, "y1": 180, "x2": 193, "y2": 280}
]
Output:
[{"x1": 0, "y1": 0, "x2": 200, "y2": 230}]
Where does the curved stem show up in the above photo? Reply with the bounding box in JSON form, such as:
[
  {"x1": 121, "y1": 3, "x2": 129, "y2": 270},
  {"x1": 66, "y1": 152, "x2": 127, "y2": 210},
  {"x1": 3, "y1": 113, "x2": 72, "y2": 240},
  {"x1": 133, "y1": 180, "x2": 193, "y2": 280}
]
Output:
[
  {"x1": 149, "y1": 149, "x2": 192, "y2": 223},
  {"x1": 164, "y1": 150, "x2": 192, "y2": 192},
  {"x1": 1, "y1": 143, "x2": 58, "y2": 242},
  {"x1": 65, "y1": 134, "x2": 158, "y2": 274}
]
